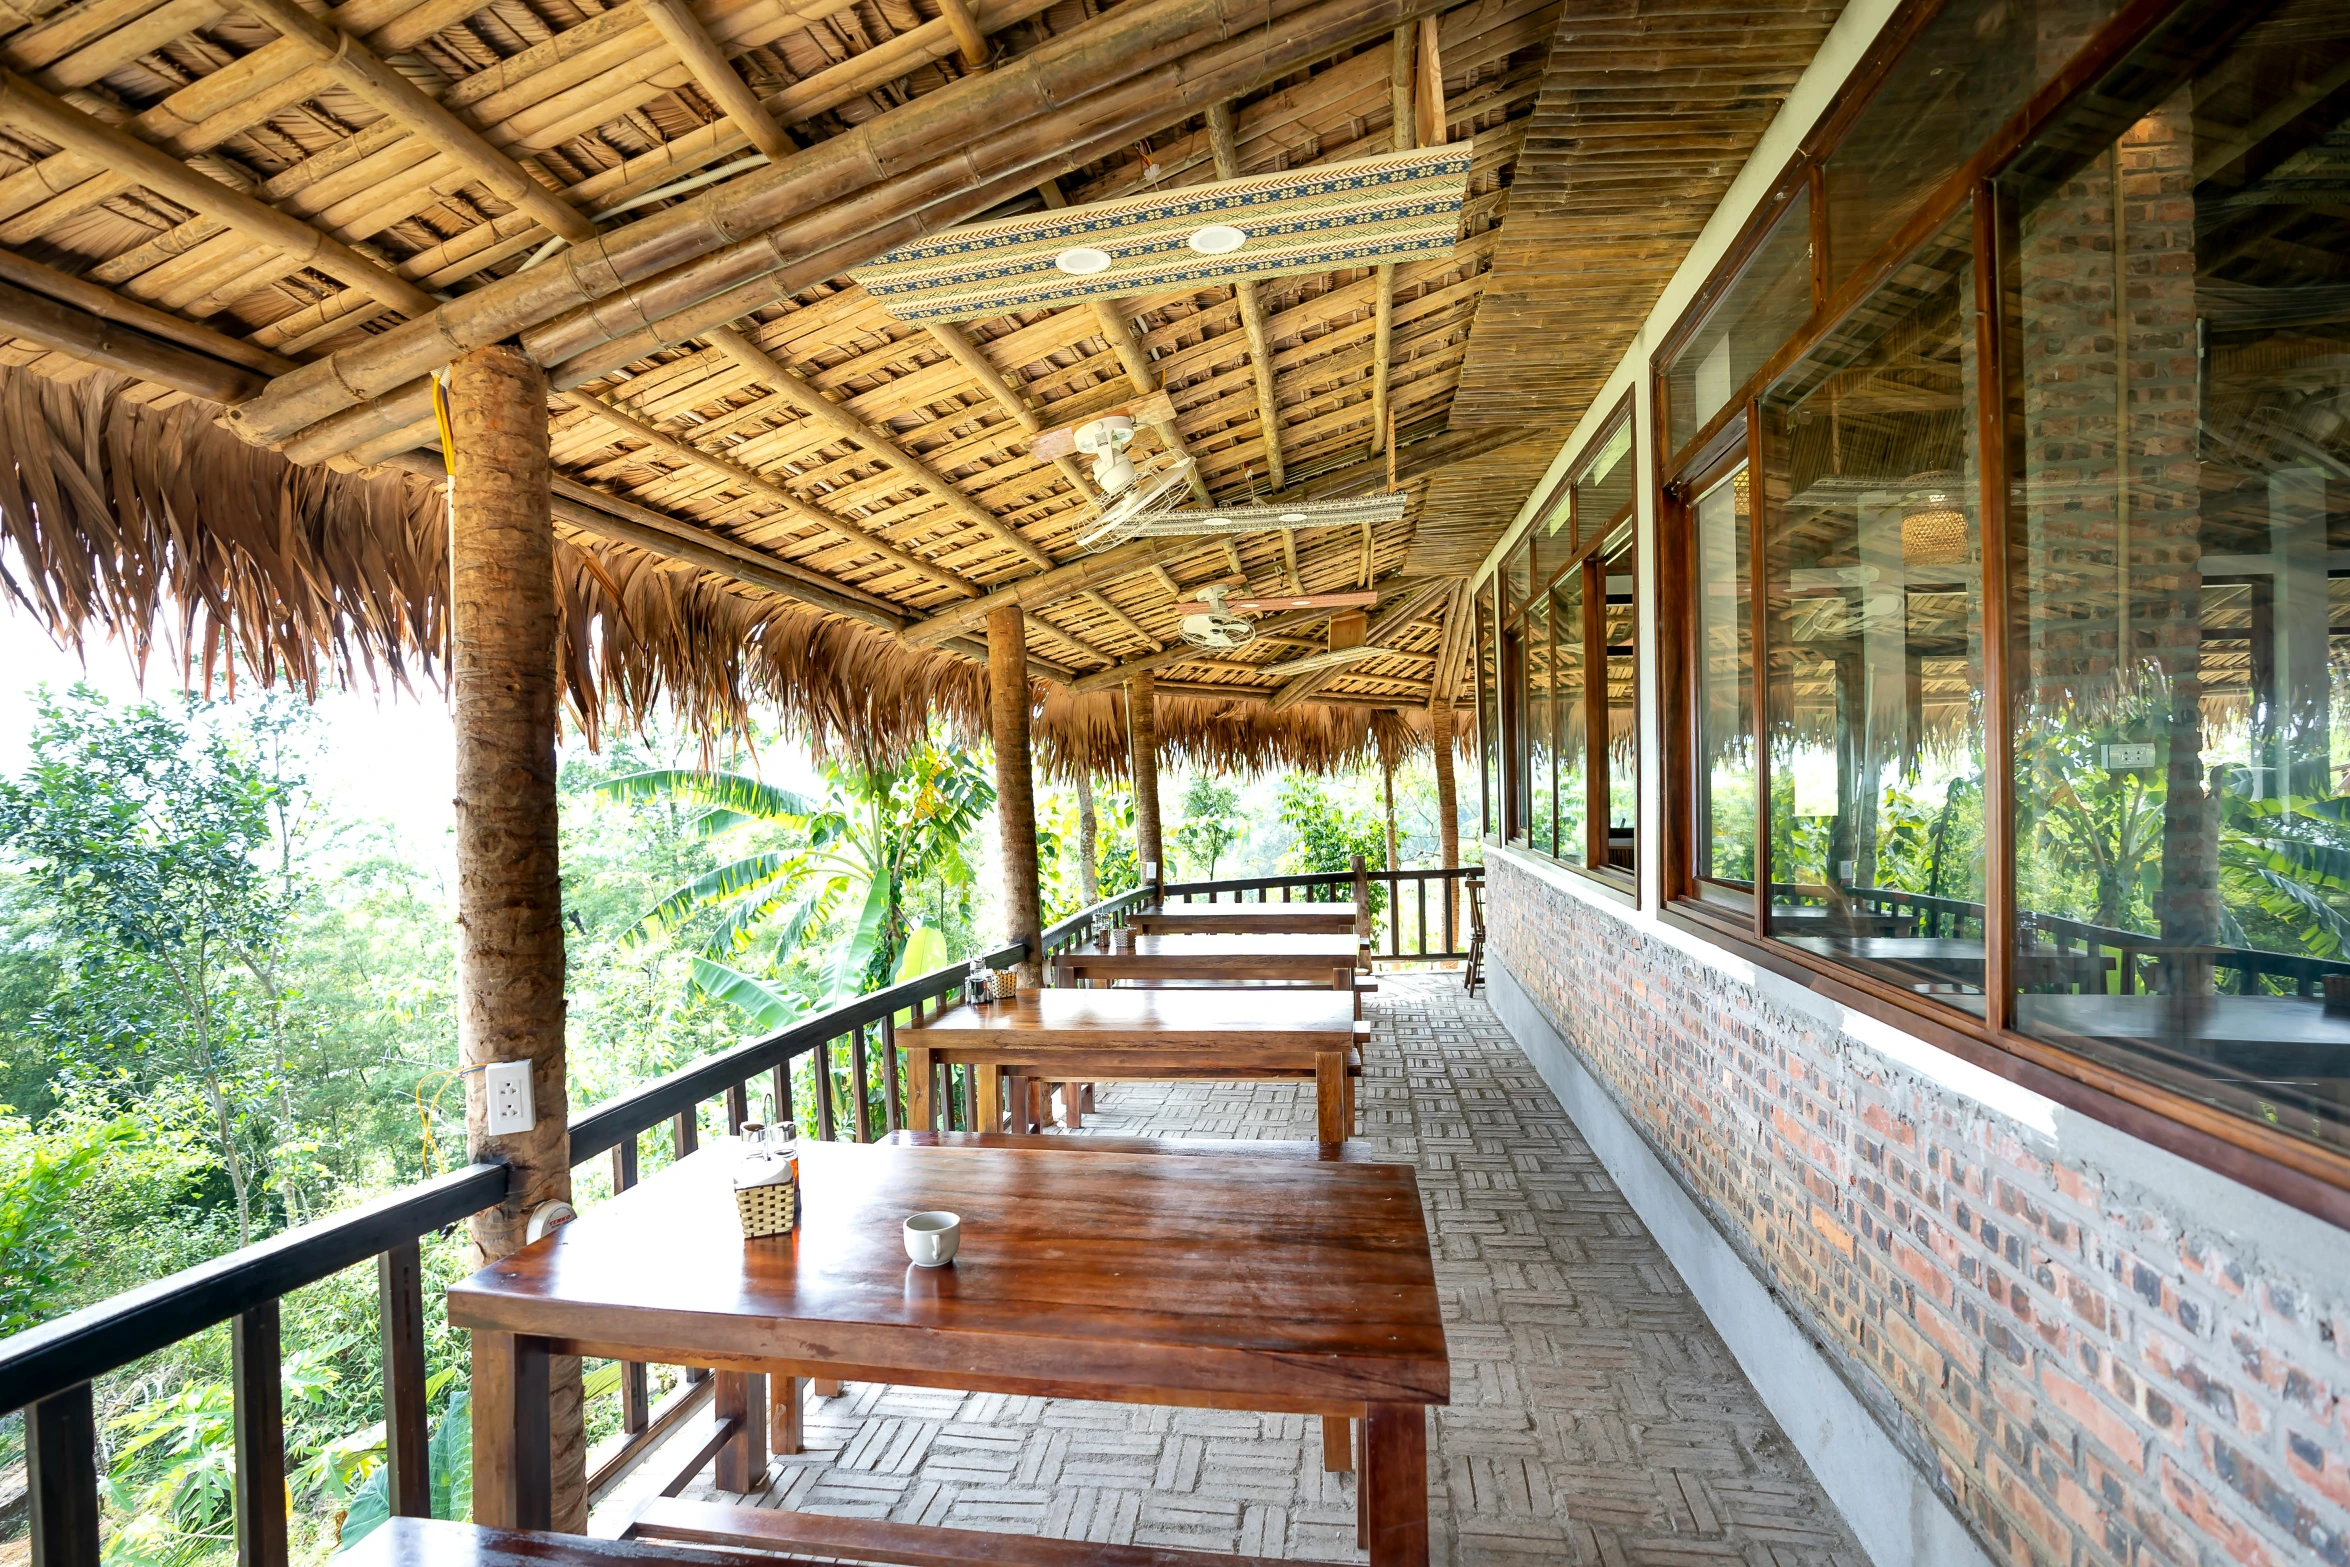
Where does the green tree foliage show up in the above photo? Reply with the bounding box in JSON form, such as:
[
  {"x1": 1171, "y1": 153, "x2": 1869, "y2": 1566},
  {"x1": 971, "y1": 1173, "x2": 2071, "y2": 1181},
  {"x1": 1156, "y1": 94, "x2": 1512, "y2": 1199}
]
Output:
[
  {"x1": 1275, "y1": 776, "x2": 1386, "y2": 913},
  {"x1": 1171, "y1": 775, "x2": 1243, "y2": 878},
  {"x1": 0, "y1": 1109, "x2": 135, "y2": 1334}
]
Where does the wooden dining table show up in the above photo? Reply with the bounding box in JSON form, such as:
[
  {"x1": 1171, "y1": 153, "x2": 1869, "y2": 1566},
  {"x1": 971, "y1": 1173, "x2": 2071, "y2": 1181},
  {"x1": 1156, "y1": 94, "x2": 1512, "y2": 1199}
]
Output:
[
  {"x1": 1051, "y1": 933, "x2": 1368, "y2": 1007},
  {"x1": 1127, "y1": 900, "x2": 1359, "y2": 935},
  {"x1": 449, "y1": 1136, "x2": 1447, "y2": 1566},
  {"x1": 900, "y1": 986, "x2": 1367, "y2": 1143}
]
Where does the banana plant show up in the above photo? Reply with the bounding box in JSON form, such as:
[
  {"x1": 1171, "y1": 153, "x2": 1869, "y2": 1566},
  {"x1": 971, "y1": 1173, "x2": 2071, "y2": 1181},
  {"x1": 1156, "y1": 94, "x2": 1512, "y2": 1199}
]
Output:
[{"x1": 599, "y1": 745, "x2": 995, "y2": 1019}]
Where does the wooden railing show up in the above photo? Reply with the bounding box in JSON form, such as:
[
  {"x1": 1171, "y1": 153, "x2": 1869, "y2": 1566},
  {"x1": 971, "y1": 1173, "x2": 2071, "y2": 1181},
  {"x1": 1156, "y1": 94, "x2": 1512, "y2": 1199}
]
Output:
[
  {"x1": 1158, "y1": 864, "x2": 1482, "y2": 961},
  {"x1": 0, "y1": 884, "x2": 1154, "y2": 1567}
]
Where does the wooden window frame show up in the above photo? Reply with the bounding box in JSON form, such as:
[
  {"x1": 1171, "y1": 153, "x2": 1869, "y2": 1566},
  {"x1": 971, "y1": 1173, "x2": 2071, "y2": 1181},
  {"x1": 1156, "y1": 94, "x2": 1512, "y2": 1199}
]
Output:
[{"x1": 1635, "y1": 0, "x2": 2350, "y2": 1228}]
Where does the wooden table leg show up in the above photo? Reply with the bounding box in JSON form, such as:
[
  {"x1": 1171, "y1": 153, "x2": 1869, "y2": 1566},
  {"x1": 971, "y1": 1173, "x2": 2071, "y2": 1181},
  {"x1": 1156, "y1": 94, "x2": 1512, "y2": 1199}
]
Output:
[
  {"x1": 470, "y1": 1330, "x2": 550, "y2": 1530},
  {"x1": 904, "y1": 1047, "x2": 934, "y2": 1133},
  {"x1": 713, "y1": 1371, "x2": 768, "y2": 1493},
  {"x1": 1363, "y1": 1403, "x2": 1428, "y2": 1566},
  {"x1": 1322, "y1": 1414, "x2": 1353, "y2": 1473},
  {"x1": 1062, "y1": 1082, "x2": 1082, "y2": 1129},
  {"x1": 768, "y1": 1371, "x2": 802, "y2": 1455},
  {"x1": 1316, "y1": 1051, "x2": 1347, "y2": 1145},
  {"x1": 974, "y1": 1065, "x2": 1001, "y2": 1132},
  {"x1": 812, "y1": 1379, "x2": 843, "y2": 1398}
]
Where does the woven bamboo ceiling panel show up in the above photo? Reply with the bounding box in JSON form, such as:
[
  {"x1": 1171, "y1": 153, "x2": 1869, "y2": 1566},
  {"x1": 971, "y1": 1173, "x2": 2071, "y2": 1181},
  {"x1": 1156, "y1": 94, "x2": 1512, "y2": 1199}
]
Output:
[
  {"x1": 1446, "y1": 0, "x2": 1846, "y2": 427},
  {"x1": 0, "y1": 0, "x2": 1830, "y2": 757}
]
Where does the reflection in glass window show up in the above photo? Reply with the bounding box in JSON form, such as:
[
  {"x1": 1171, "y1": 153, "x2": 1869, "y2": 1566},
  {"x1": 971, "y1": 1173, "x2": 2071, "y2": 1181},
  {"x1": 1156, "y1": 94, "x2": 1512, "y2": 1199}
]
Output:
[
  {"x1": 1529, "y1": 590, "x2": 1555, "y2": 858},
  {"x1": 1824, "y1": 0, "x2": 2116, "y2": 286},
  {"x1": 2002, "y1": 1, "x2": 2350, "y2": 1151},
  {"x1": 1763, "y1": 211, "x2": 1987, "y2": 1004},
  {"x1": 1554, "y1": 568, "x2": 1588, "y2": 866},
  {"x1": 1665, "y1": 189, "x2": 1813, "y2": 457},
  {"x1": 1695, "y1": 468, "x2": 1755, "y2": 899},
  {"x1": 1602, "y1": 534, "x2": 1639, "y2": 876},
  {"x1": 1532, "y1": 486, "x2": 1575, "y2": 591},
  {"x1": 1574, "y1": 413, "x2": 1636, "y2": 536}
]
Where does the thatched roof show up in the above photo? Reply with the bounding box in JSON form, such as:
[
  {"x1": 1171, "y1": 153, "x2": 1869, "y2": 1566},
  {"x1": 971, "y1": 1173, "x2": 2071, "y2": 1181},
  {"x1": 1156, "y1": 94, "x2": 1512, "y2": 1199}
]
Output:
[{"x1": 0, "y1": 0, "x2": 1842, "y2": 771}]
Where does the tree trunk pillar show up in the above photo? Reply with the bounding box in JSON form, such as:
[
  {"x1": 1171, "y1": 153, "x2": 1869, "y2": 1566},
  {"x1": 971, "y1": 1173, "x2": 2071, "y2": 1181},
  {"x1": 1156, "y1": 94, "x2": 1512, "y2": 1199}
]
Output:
[
  {"x1": 1430, "y1": 707, "x2": 1459, "y2": 938},
  {"x1": 1074, "y1": 770, "x2": 1100, "y2": 904},
  {"x1": 1127, "y1": 670, "x2": 1162, "y2": 888},
  {"x1": 449, "y1": 343, "x2": 586, "y2": 1532},
  {"x1": 989, "y1": 605, "x2": 1044, "y2": 985}
]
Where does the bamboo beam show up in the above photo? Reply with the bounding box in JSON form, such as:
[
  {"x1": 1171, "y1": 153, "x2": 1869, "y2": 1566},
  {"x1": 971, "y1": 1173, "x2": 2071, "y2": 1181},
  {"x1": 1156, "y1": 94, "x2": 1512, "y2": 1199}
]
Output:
[
  {"x1": 1367, "y1": 23, "x2": 1411, "y2": 459},
  {"x1": 924, "y1": 317, "x2": 1098, "y2": 500},
  {"x1": 904, "y1": 536, "x2": 1170, "y2": 645},
  {"x1": 0, "y1": 244, "x2": 295, "y2": 376},
  {"x1": 564, "y1": 390, "x2": 979, "y2": 598},
  {"x1": 0, "y1": 70, "x2": 433, "y2": 317},
  {"x1": 991, "y1": 603, "x2": 1044, "y2": 985},
  {"x1": 936, "y1": 0, "x2": 990, "y2": 69},
  {"x1": 0, "y1": 275, "x2": 265, "y2": 403},
  {"x1": 638, "y1": 0, "x2": 793, "y2": 160},
  {"x1": 704, "y1": 324, "x2": 1053, "y2": 571},
  {"x1": 1081, "y1": 588, "x2": 1161, "y2": 651},
  {"x1": 1280, "y1": 527, "x2": 1301, "y2": 593},
  {"x1": 447, "y1": 342, "x2": 587, "y2": 1534},
  {"x1": 1066, "y1": 606, "x2": 1333, "y2": 695},
  {"x1": 237, "y1": 0, "x2": 597, "y2": 245},
  {"x1": 1414, "y1": 12, "x2": 1445, "y2": 148},
  {"x1": 1205, "y1": 100, "x2": 1283, "y2": 491}
]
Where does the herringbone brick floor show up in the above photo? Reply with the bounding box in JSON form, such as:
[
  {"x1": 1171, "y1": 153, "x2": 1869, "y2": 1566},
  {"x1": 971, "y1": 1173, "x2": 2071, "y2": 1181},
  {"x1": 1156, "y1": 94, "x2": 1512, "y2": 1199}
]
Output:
[{"x1": 600, "y1": 973, "x2": 1869, "y2": 1565}]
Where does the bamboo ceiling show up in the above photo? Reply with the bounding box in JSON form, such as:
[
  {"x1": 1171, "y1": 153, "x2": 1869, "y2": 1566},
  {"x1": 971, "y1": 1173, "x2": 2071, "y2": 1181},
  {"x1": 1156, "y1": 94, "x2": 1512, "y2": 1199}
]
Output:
[{"x1": 0, "y1": 0, "x2": 1841, "y2": 769}]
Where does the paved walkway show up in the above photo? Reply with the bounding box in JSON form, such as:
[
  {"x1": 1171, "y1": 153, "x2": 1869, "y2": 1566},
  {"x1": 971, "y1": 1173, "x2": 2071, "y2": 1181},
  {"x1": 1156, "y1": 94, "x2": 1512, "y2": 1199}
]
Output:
[{"x1": 598, "y1": 973, "x2": 1868, "y2": 1565}]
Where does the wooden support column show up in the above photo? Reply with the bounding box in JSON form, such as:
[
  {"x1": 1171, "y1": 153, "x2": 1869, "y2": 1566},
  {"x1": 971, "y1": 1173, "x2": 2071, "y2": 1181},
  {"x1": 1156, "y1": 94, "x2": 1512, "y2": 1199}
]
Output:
[
  {"x1": 991, "y1": 605, "x2": 1045, "y2": 986},
  {"x1": 1428, "y1": 581, "x2": 1466, "y2": 940},
  {"x1": 1075, "y1": 769, "x2": 1100, "y2": 904},
  {"x1": 451, "y1": 343, "x2": 587, "y2": 1533},
  {"x1": 1127, "y1": 669, "x2": 1163, "y2": 880}
]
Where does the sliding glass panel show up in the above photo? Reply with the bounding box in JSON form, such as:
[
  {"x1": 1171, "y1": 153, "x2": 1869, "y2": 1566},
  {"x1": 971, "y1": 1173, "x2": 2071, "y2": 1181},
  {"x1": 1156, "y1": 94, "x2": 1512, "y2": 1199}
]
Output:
[
  {"x1": 1528, "y1": 589, "x2": 1556, "y2": 857},
  {"x1": 1554, "y1": 566, "x2": 1588, "y2": 867},
  {"x1": 1665, "y1": 188, "x2": 1813, "y2": 460},
  {"x1": 1763, "y1": 209, "x2": 1986, "y2": 1006},
  {"x1": 1824, "y1": 0, "x2": 2118, "y2": 288},
  {"x1": 2001, "y1": 0, "x2": 2350, "y2": 1151},
  {"x1": 1695, "y1": 466, "x2": 1756, "y2": 902},
  {"x1": 1602, "y1": 533, "x2": 1639, "y2": 876}
]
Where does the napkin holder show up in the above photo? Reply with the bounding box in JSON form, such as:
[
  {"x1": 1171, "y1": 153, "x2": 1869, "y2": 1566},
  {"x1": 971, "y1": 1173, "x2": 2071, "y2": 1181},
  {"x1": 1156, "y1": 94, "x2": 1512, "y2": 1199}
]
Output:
[{"x1": 733, "y1": 1155, "x2": 799, "y2": 1238}]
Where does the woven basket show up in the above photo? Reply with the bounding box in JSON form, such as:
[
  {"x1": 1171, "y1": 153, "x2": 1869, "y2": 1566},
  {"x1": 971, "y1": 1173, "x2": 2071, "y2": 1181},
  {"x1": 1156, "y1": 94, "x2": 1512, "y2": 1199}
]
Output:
[
  {"x1": 734, "y1": 1168, "x2": 799, "y2": 1238},
  {"x1": 990, "y1": 969, "x2": 1020, "y2": 1000}
]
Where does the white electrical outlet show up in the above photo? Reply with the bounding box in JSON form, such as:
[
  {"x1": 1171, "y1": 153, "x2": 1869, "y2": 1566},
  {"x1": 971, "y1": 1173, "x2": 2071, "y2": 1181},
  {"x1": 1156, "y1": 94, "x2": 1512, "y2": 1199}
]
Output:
[{"x1": 485, "y1": 1060, "x2": 535, "y2": 1135}]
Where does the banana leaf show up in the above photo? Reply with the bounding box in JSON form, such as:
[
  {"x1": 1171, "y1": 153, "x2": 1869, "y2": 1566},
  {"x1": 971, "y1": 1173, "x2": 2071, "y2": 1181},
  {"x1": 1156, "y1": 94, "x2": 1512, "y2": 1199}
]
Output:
[{"x1": 690, "y1": 957, "x2": 804, "y2": 1030}]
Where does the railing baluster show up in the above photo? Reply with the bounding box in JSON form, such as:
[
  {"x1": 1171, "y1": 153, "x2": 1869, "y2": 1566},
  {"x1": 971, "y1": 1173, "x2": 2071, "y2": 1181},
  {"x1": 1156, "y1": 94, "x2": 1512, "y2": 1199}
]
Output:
[
  {"x1": 815, "y1": 1040, "x2": 837, "y2": 1141},
  {"x1": 29, "y1": 1383, "x2": 100, "y2": 1567},
  {"x1": 378, "y1": 1238, "x2": 430, "y2": 1517},
  {"x1": 233, "y1": 1301, "x2": 289, "y2": 1567},
  {"x1": 671, "y1": 1106, "x2": 697, "y2": 1159},
  {"x1": 610, "y1": 1136, "x2": 649, "y2": 1433},
  {"x1": 851, "y1": 1024, "x2": 873, "y2": 1142},
  {"x1": 773, "y1": 1062, "x2": 793, "y2": 1134},
  {"x1": 726, "y1": 1082, "x2": 748, "y2": 1135},
  {"x1": 1417, "y1": 876, "x2": 1428, "y2": 956},
  {"x1": 882, "y1": 1014, "x2": 903, "y2": 1132}
]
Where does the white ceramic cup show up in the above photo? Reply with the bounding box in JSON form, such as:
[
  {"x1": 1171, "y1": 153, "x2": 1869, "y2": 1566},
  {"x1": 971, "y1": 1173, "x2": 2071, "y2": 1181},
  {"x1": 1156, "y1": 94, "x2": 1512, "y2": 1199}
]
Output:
[{"x1": 903, "y1": 1210, "x2": 961, "y2": 1267}]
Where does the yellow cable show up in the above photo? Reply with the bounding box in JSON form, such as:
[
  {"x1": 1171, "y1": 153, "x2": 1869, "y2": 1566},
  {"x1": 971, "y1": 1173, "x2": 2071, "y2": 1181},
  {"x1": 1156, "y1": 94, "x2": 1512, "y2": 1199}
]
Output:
[{"x1": 431, "y1": 369, "x2": 458, "y2": 475}]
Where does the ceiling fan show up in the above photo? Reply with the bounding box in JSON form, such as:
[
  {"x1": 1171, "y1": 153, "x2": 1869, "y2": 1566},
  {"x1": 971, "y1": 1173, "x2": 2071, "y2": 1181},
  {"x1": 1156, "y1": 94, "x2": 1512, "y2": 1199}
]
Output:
[{"x1": 1171, "y1": 586, "x2": 1379, "y2": 652}]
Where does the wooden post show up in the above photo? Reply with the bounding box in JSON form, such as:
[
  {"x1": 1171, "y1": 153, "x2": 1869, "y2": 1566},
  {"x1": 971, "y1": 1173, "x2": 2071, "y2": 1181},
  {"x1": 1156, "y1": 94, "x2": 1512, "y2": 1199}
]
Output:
[
  {"x1": 1351, "y1": 853, "x2": 1371, "y2": 943},
  {"x1": 1431, "y1": 712, "x2": 1460, "y2": 945},
  {"x1": 1128, "y1": 670, "x2": 1163, "y2": 883},
  {"x1": 450, "y1": 342, "x2": 587, "y2": 1531},
  {"x1": 991, "y1": 605, "x2": 1044, "y2": 985}
]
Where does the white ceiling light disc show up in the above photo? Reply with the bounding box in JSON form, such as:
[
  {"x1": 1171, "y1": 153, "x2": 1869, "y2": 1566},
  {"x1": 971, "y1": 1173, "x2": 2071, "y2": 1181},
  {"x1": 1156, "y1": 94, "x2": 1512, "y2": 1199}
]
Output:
[
  {"x1": 1277, "y1": 511, "x2": 1308, "y2": 522},
  {"x1": 1187, "y1": 224, "x2": 1247, "y2": 255},
  {"x1": 1054, "y1": 246, "x2": 1112, "y2": 276}
]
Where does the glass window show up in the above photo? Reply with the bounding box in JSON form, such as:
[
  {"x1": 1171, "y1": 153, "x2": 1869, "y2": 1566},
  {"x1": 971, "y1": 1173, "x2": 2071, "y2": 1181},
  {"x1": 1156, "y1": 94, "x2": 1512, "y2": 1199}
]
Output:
[
  {"x1": 1762, "y1": 209, "x2": 1986, "y2": 1005},
  {"x1": 2001, "y1": 0, "x2": 2350, "y2": 1152},
  {"x1": 1529, "y1": 589, "x2": 1556, "y2": 857},
  {"x1": 1531, "y1": 486, "x2": 1575, "y2": 593},
  {"x1": 1665, "y1": 187, "x2": 1814, "y2": 459},
  {"x1": 1824, "y1": 0, "x2": 2118, "y2": 287},
  {"x1": 1478, "y1": 583, "x2": 1498, "y2": 839},
  {"x1": 1573, "y1": 410, "x2": 1636, "y2": 536},
  {"x1": 1554, "y1": 567, "x2": 1588, "y2": 866},
  {"x1": 1601, "y1": 533, "x2": 1640, "y2": 876},
  {"x1": 1695, "y1": 466, "x2": 1755, "y2": 901}
]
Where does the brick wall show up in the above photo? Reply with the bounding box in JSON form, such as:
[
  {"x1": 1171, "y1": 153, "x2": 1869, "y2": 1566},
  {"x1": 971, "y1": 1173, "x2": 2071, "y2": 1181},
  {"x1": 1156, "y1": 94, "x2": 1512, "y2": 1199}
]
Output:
[{"x1": 1488, "y1": 854, "x2": 2350, "y2": 1567}]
